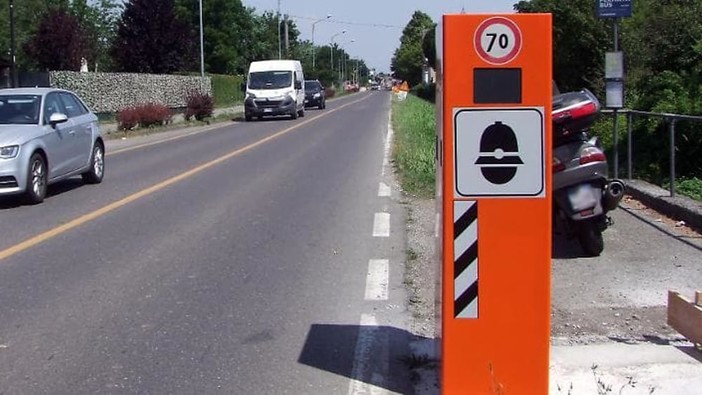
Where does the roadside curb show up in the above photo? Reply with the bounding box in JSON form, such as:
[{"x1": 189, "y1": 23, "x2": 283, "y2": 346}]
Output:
[{"x1": 625, "y1": 179, "x2": 702, "y2": 233}]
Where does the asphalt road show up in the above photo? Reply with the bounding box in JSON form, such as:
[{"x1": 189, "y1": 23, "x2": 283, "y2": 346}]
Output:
[{"x1": 0, "y1": 92, "x2": 414, "y2": 394}]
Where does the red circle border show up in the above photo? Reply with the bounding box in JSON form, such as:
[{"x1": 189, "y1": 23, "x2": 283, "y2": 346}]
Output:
[{"x1": 473, "y1": 17, "x2": 523, "y2": 65}]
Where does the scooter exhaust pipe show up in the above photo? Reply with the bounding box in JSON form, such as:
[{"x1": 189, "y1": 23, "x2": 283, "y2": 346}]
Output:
[{"x1": 603, "y1": 179, "x2": 626, "y2": 212}]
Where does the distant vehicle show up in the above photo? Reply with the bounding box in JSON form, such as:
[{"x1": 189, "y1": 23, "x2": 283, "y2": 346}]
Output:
[
  {"x1": 244, "y1": 60, "x2": 305, "y2": 121},
  {"x1": 370, "y1": 82, "x2": 380, "y2": 91},
  {"x1": 0, "y1": 88, "x2": 104, "y2": 204},
  {"x1": 303, "y1": 80, "x2": 326, "y2": 109}
]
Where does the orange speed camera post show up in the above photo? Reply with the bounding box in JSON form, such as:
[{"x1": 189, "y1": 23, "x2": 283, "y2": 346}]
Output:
[{"x1": 435, "y1": 14, "x2": 553, "y2": 393}]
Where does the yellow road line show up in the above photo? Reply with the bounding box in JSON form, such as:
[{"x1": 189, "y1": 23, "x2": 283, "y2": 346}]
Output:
[{"x1": 0, "y1": 95, "x2": 372, "y2": 261}]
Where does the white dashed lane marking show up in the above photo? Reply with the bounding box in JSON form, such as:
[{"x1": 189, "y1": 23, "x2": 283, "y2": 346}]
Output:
[
  {"x1": 372, "y1": 213, "x2": 390, "y2": 237},
  {"x1": 365, "y1": 259, "x2": 389, "y2": 301},
  {"x1": 378, "y1": 182, "x2": 391, "y2": 197}
]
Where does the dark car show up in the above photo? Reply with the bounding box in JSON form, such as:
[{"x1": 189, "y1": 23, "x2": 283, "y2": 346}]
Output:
[{"x1": 304, "y1": 80, "x2": 326, "y2": 109}]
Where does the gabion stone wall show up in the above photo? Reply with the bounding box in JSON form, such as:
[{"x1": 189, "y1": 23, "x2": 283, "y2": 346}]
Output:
[{"x1": 50, "y1": 71, "x2": 212, "y2": 114}]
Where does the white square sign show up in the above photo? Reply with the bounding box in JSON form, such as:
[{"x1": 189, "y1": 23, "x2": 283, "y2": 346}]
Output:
[{"x1": 454, "y1": 108, "x2": 545, "y2": 198}]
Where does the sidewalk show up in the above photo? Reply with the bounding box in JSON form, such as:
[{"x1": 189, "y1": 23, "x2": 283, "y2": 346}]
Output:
[{"x1": 550, "y1": 343, "x2": 702, "y2": 394}]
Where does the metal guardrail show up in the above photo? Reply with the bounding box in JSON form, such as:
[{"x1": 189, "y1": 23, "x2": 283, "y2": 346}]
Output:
[{"x1": 602, "y1": 109, "x2": 702, "y2": 197}]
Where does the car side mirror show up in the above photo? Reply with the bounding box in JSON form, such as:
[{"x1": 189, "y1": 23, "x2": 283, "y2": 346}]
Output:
[
  {"x1": 49, "y1": 112, "x2": 68, "y2": 127},
  {"x1": 295, "y1": 81, "x2": 302, "y2": 90}
]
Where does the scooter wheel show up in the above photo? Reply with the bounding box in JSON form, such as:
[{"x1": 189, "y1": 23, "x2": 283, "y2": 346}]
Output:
[{"x1": 578, "y1": 220, "x2": 604, "y2": 257}]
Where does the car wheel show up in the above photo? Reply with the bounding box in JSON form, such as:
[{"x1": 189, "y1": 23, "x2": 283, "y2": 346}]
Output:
[
  {"x1": 298, "y1": 107, "x2": 305, "y2": 117},
  {"x1": 319, "y1": 100, "x2": 325, "y2": 110},
  {"x1": 245, "y1": 113, "x2": 252, "y2": 122},
  {"x1": 24, "y1": 152, "x2": 48, "y2": 204},
  {"x1": 290, "y1": 109, "x2": 298, "y2": 120},
  {"x1": 82, "y1": 142, "x2": 105, "y2": 184}
]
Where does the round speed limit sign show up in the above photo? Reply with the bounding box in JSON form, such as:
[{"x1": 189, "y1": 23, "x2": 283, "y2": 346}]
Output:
[{"x1": 474, "y1": 17, "x2": 523, "y2": 65}]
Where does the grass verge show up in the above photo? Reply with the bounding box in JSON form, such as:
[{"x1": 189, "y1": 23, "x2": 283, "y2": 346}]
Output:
[{"x1": 391, "y1": 94, "x2": 436, "y2": 198}]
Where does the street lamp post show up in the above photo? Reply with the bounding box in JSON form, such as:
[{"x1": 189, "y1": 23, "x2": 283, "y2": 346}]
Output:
[
  {"x1": 330, "y1": 30, "x2": 346, "y2": 74},
  {"x1": 311, "y1": 14, "x2": 331, "y2": 70},
  {"x1": 9, "y1": 0, "x2": 17, "y2": 87},
  {"x1": 339, "y1": 39, "x2": 355, "y2": 86},
  {"x1": 199, "y1": 0, "x2": 204, "y2": 80}
]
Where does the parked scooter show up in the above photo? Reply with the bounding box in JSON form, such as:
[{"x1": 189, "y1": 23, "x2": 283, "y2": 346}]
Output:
[{"x1": 552, "y1": 88, "x2": 625, "y2": 256}]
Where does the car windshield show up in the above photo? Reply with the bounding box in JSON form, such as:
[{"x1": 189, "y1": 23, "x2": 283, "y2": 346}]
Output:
[
  {"x1": 304, "y1": 81, "x2": 320, "y2": 92},
  {"x1": 0, "y1": 95, "x2": 41, "y2": 125},
  {"x1": 248, "y1": 71, "x2": 292, "y2": 90}
]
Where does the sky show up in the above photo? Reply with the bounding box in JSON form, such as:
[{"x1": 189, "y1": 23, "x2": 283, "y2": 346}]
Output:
[{"x1": 241, "y1": 0, "x2": 518, "y2": 73}]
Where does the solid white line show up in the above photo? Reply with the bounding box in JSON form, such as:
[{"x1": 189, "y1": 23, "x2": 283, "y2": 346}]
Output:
[
  {"x1": 348, "y1": 314, "x2": 393, "y2": 395},
  {"x1": 382, "y1": 110, "x2": 394, "y2": 176},
  {"x1": 372, "y1": 213, "x2": 391, "y2": 237},
  {"x1": 378, "y1": 182, "x2": 391, "y2": 197},
  {"x1": 365, "y1": 259, "x2": 389, "y2": 301}
]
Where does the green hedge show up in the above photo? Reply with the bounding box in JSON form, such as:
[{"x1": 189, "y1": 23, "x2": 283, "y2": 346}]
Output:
[{"x1": 210, "y1": 74, "x2": 244, "y2": 108}]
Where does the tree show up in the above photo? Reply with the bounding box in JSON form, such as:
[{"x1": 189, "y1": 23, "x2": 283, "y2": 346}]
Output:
[
  {"x1": 0, "y1": 0, "x2": 56, "y2": 70},
  {"x1": 111, "y1": 0, "x2": 195, "y2": 74},
  {"x1": 176, "y1": 0, "x2": 256, "y2": 75},
  {"x1": 25, "y1": 8, "x2": 86, "y2": 71},
  {"x1": 514, "y1": 0, "x2": 610, "y2": 94},
  {"x1": 70, "y1": 0, "x2": 121, "y2": 71},
  {"x1": 391, "y1": 11, "x2": 435, "y2": 87}
]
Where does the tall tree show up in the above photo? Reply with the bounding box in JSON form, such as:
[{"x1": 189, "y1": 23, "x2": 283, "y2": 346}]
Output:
[
  {"x1": 0, "y1": 0, "x2": 55, "y2": 70},
  {"x1": 25, "y1": 8, "x2": 86, "y2": 71},
  {"x1": 390, "y1": 11, "x2": 435, "y2": 87},
  {"x1": 514, "y1": 0, "x2": 610, "y2": 94},
  {"x1": 175, "y1": 0, "x2": 294, "y2": 75},
  {"x1": 70, "y1": 0, "x2": 121, "y2": 71},
  {"x1": 111, "y1": 0, "x2": 194, "y2": 74}
]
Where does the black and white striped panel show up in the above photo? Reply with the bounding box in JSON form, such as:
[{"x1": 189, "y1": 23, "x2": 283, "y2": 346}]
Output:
[{"x1": 454, "y1": 201, "x2": 478, "y2": 318}]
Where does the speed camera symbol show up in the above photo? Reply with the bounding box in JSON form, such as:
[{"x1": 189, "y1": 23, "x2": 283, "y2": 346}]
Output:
[{"x1": 474, "y1": 121, "x2": 523, "y2": 185}]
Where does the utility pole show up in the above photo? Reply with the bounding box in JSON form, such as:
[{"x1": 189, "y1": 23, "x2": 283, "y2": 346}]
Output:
[
  {"x1": 10, "y1": 0, "x2": 17, "y2": 87},
  {"x1": 284, "y1": 16, "x2": 289, "y2": 58},
  {"x1": 277, "y1": 0, "x2": 281, "y2": 59},
  {"x1": 199, "y1": 0, "x2": 204, "y2": 79}
]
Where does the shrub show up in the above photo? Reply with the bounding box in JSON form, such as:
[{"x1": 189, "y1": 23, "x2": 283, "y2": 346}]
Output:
[
  {"x1": 139, "y1": 103, "x2": 172, "y2": 127},
  {"x1": 211, "y1": 74, "x2": 244, "y2": 107},
  {"x1": 410, "y1": 83, "x2": 436, "y2": 103},
  {"x1": 185, "y1": 91, "x2": 214, "y2": 121},
  {"x1": 116, "y1": 106, "x2": 140, "y2": 131},
  {"x1": 325, "y1": 88, "x2": 336, "y2": 99},
  {"x1": 116, "y1": 103, "x2": 172, "y2": 131}
]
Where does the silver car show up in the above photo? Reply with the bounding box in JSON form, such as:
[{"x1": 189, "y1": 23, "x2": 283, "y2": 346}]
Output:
[{"x1": 0, "y1": 88, "x2": 104, "y2": 204}]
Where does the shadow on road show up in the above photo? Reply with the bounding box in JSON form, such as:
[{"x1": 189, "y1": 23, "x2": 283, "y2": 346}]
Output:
[
  {"x1": 621, "y1": 206, "x2": 702, "y2": 253},
  {"x1": 299, "y1": 323, "x2": 431, "y2": 394},
  {"x1": 0, "y1": 178, "x2": 87, "y2": 210}
]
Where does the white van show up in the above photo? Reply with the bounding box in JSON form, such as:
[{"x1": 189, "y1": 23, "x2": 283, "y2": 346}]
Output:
[{"x1": 244, "y1": 60, "x2": 305, "y2": 121}]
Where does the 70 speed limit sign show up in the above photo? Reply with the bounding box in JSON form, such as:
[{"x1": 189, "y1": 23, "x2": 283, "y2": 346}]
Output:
[{"x1": 474, "y1": 17, "x2": 523, "y2": 65}]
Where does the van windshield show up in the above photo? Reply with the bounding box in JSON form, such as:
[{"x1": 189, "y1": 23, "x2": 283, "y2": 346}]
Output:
[{"x1": 248, "y1": 71, "x2": 292, "y2": 90}]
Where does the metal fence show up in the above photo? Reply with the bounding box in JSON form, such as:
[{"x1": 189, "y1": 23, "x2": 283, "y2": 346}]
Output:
[{"x1": 603, "y1": 109, "x2": 702, "y2": 197}]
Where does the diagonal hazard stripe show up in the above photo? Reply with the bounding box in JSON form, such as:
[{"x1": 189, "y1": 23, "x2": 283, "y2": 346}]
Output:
[
  {"x1": 454, "y1": 200, "x2": 479, "y2": 319},
  {"x1": 455, "y1": 241, "x2": 478, "y2": 279},
  {"x1": 454, "y1": 201, "x2": 478, "y2": 239},
  {"x1": 455, "y1": 281, "x2": 478, "y2": 317}
]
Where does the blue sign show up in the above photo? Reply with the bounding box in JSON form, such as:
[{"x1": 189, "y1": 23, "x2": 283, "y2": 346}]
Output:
[{"x1": 597, "y1": 0, "x2": 632, "y2": 18}]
